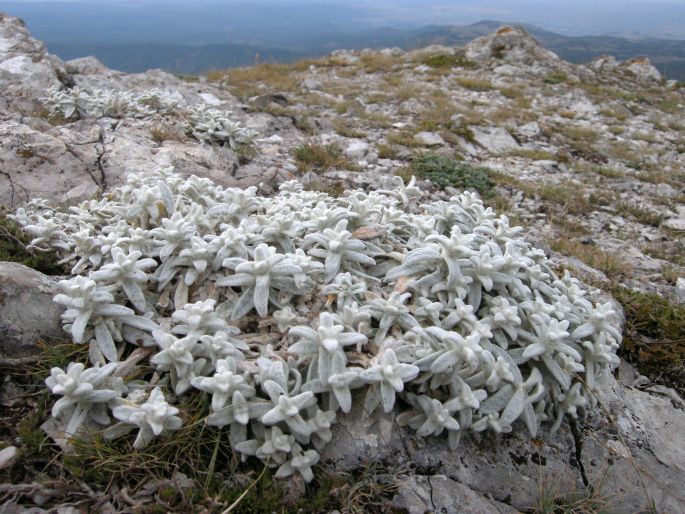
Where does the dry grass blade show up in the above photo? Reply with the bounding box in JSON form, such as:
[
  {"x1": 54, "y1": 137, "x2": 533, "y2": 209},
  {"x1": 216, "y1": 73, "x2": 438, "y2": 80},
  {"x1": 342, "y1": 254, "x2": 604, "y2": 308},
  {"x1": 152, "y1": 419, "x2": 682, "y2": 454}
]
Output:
[
  {"x1": 221, "y1": 460, "x2": 269, "y2": 514},
  {"x1": 532, "y1": 465, "x2": 611, "y2": 514}
]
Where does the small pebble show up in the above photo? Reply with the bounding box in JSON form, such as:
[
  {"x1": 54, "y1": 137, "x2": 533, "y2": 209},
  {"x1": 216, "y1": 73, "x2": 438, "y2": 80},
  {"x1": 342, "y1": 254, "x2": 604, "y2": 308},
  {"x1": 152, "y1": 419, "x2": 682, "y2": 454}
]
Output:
[{"x1": 0, "y1": 445, "x2": 19, "y2": 470}]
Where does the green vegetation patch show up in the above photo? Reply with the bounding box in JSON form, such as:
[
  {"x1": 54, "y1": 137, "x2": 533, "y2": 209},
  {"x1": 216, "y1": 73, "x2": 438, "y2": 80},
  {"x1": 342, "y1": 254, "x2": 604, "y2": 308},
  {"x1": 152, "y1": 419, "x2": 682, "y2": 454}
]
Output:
[
  {"x1": 292, "y1": 141, "x2": 358, "y2": 173},
  {"x1": 421, "y1": 54, "x2": 476, "y2": 69},
  {"x1": 543, "y1": 71, "x2": 568, "y2": 85},
  {"x1": 410, "y1": 154, "x2": 494, "y2": 195},
  {"x1": 0, "y1": 207, "x2": 65, "y2": 275},
  {"x1": 611, "y1": 287, "x2": 685, "y2": 394}
]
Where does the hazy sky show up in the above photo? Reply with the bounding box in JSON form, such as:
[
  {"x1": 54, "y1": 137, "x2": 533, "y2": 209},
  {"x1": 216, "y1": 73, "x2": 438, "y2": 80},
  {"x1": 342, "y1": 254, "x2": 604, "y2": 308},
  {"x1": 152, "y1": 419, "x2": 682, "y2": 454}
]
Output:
[{"x1": 2, "y1": 0, "x2": 684, "y2": 38}]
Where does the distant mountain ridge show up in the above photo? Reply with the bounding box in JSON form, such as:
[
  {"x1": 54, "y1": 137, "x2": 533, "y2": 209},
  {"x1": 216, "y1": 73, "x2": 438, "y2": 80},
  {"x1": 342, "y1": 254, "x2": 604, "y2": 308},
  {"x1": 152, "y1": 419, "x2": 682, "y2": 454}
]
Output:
[
  {"x1": 415, "y1": 21, "x2": 685, "y2": 79},
  {"x1": 32, "y1": 19, "x2": 685, "y2": 80}
]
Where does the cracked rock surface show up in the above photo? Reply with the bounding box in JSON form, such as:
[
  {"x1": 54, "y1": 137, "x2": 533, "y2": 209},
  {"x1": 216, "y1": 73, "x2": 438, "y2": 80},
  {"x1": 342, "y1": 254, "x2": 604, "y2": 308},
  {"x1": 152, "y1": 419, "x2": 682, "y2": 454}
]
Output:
[
  {"x1": 0, "y1": 13, "x2": 292, "y2": 209},
  {"x1": 323, "y1": 366, "x2": 685, "y2": 513}
]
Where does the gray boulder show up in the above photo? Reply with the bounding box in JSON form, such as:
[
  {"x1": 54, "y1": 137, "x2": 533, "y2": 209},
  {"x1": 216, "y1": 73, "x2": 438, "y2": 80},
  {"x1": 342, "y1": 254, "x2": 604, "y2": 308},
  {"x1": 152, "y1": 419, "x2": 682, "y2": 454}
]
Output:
[
  {"x1": 589, "y1": 55, "x2": 620, "y2": 74},
  {"x1": 0, "y1": 262, "x2": 65, "y2": 357},
  {"x1": 472, "y1": 126, "x2": 520, "y2": 154},
  {"x1": 64, "y1": 56, "x2": 107, "y2": 75},
  {"x1": 345, "y1": 140, "x2": 370, "y2": 159},
  {"x1": 414, "y1": 131, "x2": 445, "y2": 147},
  {"x1": 664, "y1": 205, "x2": 685, "y2": 231}
]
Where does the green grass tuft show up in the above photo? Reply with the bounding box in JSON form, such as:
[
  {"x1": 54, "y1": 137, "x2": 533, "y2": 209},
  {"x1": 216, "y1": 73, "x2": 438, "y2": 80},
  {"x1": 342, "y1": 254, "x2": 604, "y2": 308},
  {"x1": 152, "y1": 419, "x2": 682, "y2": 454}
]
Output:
[{"x1": 292, "y1": 141, "x2": 358, "y2": 173}]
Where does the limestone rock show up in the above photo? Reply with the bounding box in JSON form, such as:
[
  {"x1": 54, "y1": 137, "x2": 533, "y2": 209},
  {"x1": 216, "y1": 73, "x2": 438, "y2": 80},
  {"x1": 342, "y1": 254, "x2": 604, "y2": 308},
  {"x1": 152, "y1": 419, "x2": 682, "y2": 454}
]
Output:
[
  {"x1": 393, "y1": 475, "x2": 521, "y2": 514},
  {"x1": 624, "y1": 57, "x2": 662, "y2": 83},
  {"x1": 321, "y1": 369, "x2": 685, "y2": 513},
  {"x1": 590, "y1": 55, "x2": 620, "y2": 74},
  {"x1": 464, "y1": 26, "x2": 562, "y2": 68},
  {"x1": 61, "y1": 181, "x2": 100, "y2": 206},
  {"x1": 94, "y1": 123, "x2": 241, "y2": 191},
  {"x1": 413, "y1": 131, "x2": 445, "y2": 146},
  {"x1": 656, "y1": 183, "x2": 677, "y2": 197},
  {"x1": 379, "y1": 47, "x2": 404, "y2": 57},
  {"x1": 345, "y1": 140, "x2": 370, "y2": 159},
  {"x1": 251, "y1": 93, "x2": 288, "y2": 110},
  {"x1": 64, "y1": 56, "x2": 107, "y2": 75},
  {"x1": 472, "y1": 126, "x2": 519, "y2": 153},
  {"x1": 664, "y1": 205, "x2": 685, "y2": 231},
  {"x1": 0, "y1": 262, "x2": 65, "y2": 357},
  {"x1": 516, "y1": 121, "x2": 540, "y2": 139},
  {"x1": 329, "y1": 49, "x2": 359, "y2": 65},
  {"x1": 301, "y1": 77, "x2": 322, "y2": 91},
  {"x1": 0, "y1": 120, "x2": 95, "y2": 207},
  {"x1": 0, "y1": 13, "x2": 72, "y2": 113}
]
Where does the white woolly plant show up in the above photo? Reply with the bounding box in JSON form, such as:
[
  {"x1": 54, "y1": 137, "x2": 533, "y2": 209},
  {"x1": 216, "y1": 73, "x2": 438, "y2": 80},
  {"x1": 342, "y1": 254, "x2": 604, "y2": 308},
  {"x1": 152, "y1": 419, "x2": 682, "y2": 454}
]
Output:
[
  {"x1": 89, "y1": 247, "x2": 157, "y2": 312},
  {"x1": 185, "y1": 105, "x2": 258, "y2": 148},
  {"x1": 54, "y1": 276, "x2": 159, "y2": 363},
  {"x1": 149, "y1": 330, "x2": 204, "y2": 395},
  {"x1": 289, "y1": 312, "x2": 367, "y2": 384},
  {"x1": 41, "y1": 86, "x2": 257, "y2": 150},
  {"x1": 41, "y1": 86, "x2": 155, "y2": 119},
  {"x1": 45, "y1": 362, "x2": 123, "y2": 436},
  {"x1": 304, "y1": 219, "x2": 376, "y2": 281},
  {"x1": 361, "y1": 349, "x2": 419, "y2": 413},
  {"x1": 218, "y1": 243, "x2": 304, "y2": 319},
  {"x1": 106, "y1": 387, "x2": 183, "y2": 449},
  {"x1": 25, "y1": 168, "x2": 624, "y2": 483}
]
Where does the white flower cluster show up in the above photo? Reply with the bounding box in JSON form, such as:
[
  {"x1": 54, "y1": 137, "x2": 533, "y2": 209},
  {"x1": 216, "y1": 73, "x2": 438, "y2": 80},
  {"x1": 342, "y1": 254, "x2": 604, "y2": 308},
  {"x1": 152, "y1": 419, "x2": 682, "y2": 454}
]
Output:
[
  {"x1": 41, "y1": 86, "x2": 178, "y2": 119},
  {"x1": 184, "y1": 104, "x2": 258, "y2": 149},
  {"x1": 40, "y1": 87, "x2": 257, "y2": 149},
  {"x1": 14, "y1": 171, "x2": 621, "y2": 482}
]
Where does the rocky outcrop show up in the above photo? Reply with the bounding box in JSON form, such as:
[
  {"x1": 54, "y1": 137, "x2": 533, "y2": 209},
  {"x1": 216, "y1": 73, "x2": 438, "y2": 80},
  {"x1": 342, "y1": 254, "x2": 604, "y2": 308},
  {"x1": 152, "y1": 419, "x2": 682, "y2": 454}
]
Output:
[
  {"x1": 590, "y1": 55, "x2": 620, "y2": 74},
  {"x1": 472, "y1": 126, "x2": 520, "y2": 154},
  {"x1": 0, "y1": 262, "x2": 65, "y2": 357},
  {"x1": 0, "y1": 13, "x2": 71, "y2": 114},
  {"x1": 590, "y1": 54, "x2": 663, "y2": 83},
  {"x1": 464, "y1": 26, "x2": 566, "y2": 71},
  {"x1": 392, "y1": 474, "x2": 520, "y2": 513},
  {"x1": 322, "y1": 366, "x2": 685, "y2": 513},
  {"x1": 0, "y1": 119, "x2": 97, "y2": 207},
  {"x1": 0, "y1": 14, "x2": 295, "y2": 206},
  {"x1": 624, "y1": 57, "x2": 663, "y2": 83}
]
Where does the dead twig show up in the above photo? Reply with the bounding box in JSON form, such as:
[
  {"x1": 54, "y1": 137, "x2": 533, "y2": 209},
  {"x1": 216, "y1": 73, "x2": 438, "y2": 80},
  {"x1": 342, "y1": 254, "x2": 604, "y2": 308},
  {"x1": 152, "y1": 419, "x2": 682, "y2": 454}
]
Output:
[{"x1": 0, "y1": 356, "x2": 42, "y2": 368}]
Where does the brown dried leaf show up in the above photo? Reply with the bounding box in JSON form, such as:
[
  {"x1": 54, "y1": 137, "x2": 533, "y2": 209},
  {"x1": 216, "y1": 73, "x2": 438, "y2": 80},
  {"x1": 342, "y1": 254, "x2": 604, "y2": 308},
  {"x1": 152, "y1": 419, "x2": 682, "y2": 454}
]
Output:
[
  {"x1": 394, "y1": 276, "x2": 411, "y2": 293},
  {"x1": 113, "y1": 347, "x2": 154, "y2": 378},
  {"x1": 352, "y1": 225, "x2": 386, "y2": 240}
]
